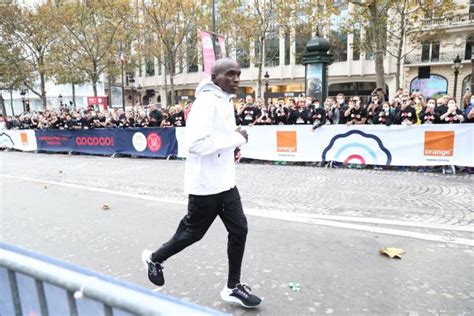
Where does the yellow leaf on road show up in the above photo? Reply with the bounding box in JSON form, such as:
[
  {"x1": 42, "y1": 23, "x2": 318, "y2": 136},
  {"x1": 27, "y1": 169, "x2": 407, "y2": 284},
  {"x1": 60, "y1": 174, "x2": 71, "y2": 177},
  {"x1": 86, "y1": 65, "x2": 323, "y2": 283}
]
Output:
[{"x1": 379, "y1": 247, "x2": 405, "y2": 259}]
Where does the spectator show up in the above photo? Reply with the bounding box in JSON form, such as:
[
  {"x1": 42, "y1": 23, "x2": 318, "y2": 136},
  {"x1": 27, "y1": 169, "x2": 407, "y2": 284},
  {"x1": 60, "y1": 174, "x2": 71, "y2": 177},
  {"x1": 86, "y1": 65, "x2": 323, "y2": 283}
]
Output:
[
  {"x1": 336, "y1": 93, "x2": 349, "y2": 124},
  {"x1": 374, "y1": 102, "x2": 394, "y2": 126},
  {"x1": 344, "y1": 97, "x2": 367, "y2": 125},
  {"x1": 148, "y1": 103, "x2": 163, "y2": 127},
  {"x1": 394, "y1": 97, "x2": 417, "y2": 125},
  {"x1": 238, "y1": 95, "x2": 260, "y2": 126},
  {"x1": 366, "y1": 94, "x2": 381, "y2": 124},
  {"x1": 419, "y1": 98, "x2": 439, "y2": 124},
  {"x1": 288, "y1": 99, "x2": 308, "y2": 124},
  {"x1": 464, "y1": 94, "x2": 474, "y2": 123},
  {"x1": 160, "y1": 110, "x2": 173, "y2": 128},
  {"x1": 172, "y1": 105, "x2": 186, "y2": 127},
  {"x1": 310, "y1": 99, "x2": 327, "y2": 130},
  {"x1": 439, "y1": 98, "x2": 464, "y2": 124},
  {"x1": 274, "y1": 98, "x2": 288, "y2": 125}
]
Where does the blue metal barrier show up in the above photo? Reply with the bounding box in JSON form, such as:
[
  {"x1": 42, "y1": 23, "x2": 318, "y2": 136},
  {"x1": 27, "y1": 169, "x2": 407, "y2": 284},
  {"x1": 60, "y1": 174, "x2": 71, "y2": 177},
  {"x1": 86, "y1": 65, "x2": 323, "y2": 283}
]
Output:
[{"x1": 0, "y1": 242, "x2": 226, "y2": 316}]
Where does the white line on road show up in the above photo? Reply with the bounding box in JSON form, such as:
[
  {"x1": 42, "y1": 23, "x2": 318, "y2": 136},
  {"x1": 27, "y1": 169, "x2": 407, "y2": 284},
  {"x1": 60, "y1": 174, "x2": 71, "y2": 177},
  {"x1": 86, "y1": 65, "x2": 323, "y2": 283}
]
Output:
[{"x1": 2, "y1": 174, "x2": 473, "y2": 247}]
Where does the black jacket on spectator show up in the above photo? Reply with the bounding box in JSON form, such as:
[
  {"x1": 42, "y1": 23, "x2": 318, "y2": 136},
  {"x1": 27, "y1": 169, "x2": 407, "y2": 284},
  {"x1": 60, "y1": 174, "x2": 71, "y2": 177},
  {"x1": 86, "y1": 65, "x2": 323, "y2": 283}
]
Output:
[
  {"x1": 394, "y1": 106, "x2": 417, "y2": 125},
  {"x1": 274, "y1": 106, "x2": 288, "y2": 125},
  {"x1": 288, "y1": 108, "x2": 309, "y2": 124},
  {"x1": 172, "y1": 112, "x2": 186, "y2": 127},
  {"x1": 366, "y1": 106, "x2": 381, "y2": 124},
  {"x1": 338, "y1": 105, "x2": 349, "y2": 124},
  {"x1": 148, "y1": 109, "x2": 163, "y2": 127},
  {"x1": 419, "y1": 110, "x2": 439, "y2": 124},
  {"x1": 240, "y1": 106, "x2": 260, "y2": 126},
  {"x1": 373, "y1": 110, "x2": 394, "y2": 126},
  {"x1": 310, "y1": 108, "x2": 327, "y2": 128},
  {"x1": 435, "y1": 105, "x2": 449, "y2": 116},
  {"x1": 441, "y1": 109, "x2": 463, "y2": 124},
  {"x1": 345, "y1": 108, "x2": 367, "y2": 123}
]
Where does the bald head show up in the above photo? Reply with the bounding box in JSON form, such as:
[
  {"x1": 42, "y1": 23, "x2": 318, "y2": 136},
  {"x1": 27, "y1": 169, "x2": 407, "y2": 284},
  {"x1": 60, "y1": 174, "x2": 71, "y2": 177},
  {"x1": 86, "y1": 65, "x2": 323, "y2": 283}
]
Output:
[
  {"x1": 211, "y1": 58, "x2": 239, "y2": 76},
  {"x1": 211, "y1": 58, "x2": 241, "y2": 94}
]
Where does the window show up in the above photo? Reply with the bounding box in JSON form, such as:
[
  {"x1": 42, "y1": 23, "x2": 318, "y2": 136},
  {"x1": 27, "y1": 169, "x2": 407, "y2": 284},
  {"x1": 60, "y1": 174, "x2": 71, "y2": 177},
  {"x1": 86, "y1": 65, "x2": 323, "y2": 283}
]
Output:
[
  {"x1": 265, "y1": 26, "x2": 280, "y2": 67},
  {"x1": 352, "y1": 30, "x2": 360, "y2": 61},
  {"x1": 410, "y1": 74, "x2": 448, "y2": 99},
  {"x1": 421, "y1": 42, "x2": 440, "y2": 62},
  {"x1": 284, "y1": 30, "x2": 290, "y2": 65},
  {"x1": 330, "y1": 31, "x2": 348, "y2": 62},
  {"x1": 236, "y1": 39, "x2": 250, "y2": 68},
  {"x1": 465, "y1": 36, "x2": 474, "y2": 60},
  {"x1": 186, "y1": 28, "x2": 198, "y2": 73},
  {"x1": 295, "y1": 25, "x2": 310, "y2": 64},
  {"x1": 145, "y1": 58, "x2": 155, "y2": 76}
]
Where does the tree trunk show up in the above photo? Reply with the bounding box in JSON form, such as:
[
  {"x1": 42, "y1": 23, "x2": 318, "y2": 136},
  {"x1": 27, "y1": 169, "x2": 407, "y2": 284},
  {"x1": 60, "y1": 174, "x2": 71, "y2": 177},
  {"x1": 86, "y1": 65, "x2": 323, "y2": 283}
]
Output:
[
  {"x1": 395, "y1": 1, "x2": 406, "y2": 91},
  {"x1": 10, "y1": 89, "x2": 15, "y2": 116},
  {"x1": 72, "y1": 82, "x2": 76, "y2": 108},
  {"x1": 92, "y1": 79, "x2": 98, "y2": 97},
  {"x1": 369, "y1": 2, "x2": 386, "y2": 90},
  {"x1": 170, "y1": 75, "x2": 175, "y2": 107},
  {"x1": 40, "y1": 73, "x2": 47, "y2": 109},
  {"x1": 0, "y1": 94, "x2": 6, "y2": 116}
]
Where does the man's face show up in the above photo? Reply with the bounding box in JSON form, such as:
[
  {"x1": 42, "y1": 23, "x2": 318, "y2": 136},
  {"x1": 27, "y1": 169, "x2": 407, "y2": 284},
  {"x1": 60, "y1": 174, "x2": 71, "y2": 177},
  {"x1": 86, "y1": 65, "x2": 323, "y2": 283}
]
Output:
[
  {"x1": 372, "y1": 96, "x2": 379, "y2": 103},
  {"x1": 213, "y1": 63, "x2": 241, "y2": 94}
]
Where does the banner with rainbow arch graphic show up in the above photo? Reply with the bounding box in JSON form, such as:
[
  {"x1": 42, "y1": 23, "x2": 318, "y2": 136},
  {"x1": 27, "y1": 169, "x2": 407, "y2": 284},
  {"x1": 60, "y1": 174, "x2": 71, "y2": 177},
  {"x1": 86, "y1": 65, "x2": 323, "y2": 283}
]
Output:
[{"x1": 232, "y1": 124, "x2": 474, "y2": 167}]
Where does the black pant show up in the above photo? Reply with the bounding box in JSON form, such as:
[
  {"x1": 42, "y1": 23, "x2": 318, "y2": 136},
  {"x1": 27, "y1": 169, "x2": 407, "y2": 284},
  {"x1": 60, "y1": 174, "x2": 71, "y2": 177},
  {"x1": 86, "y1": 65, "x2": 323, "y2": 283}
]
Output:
[{"x1": 152, "y1": 186, "x2": 248, "y2": 288}]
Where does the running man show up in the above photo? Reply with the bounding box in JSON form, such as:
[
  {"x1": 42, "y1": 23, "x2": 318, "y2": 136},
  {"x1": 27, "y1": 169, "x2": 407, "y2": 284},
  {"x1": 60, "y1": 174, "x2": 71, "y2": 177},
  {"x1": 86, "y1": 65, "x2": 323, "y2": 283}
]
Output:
[{"x1": 142, "y1": 58, "x2": 262, "y2": 308}]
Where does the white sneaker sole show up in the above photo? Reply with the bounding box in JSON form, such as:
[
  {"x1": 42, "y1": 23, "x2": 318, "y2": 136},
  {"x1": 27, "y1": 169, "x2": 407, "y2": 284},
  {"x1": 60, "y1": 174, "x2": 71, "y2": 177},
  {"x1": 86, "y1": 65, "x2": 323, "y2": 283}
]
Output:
[
  {"x1": 141, "y1": 249, "x2": 152, "y2": 269},
  {"x1": 220, "y1": 289, "x2": 261, "y2": 309}
]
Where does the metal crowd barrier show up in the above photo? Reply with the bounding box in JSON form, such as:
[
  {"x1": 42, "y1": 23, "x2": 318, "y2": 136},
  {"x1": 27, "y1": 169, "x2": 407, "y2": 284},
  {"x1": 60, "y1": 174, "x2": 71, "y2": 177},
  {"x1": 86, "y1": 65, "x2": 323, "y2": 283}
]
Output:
[{"x1": 0, "y1": 242, "x2": 225, "y2": 316}]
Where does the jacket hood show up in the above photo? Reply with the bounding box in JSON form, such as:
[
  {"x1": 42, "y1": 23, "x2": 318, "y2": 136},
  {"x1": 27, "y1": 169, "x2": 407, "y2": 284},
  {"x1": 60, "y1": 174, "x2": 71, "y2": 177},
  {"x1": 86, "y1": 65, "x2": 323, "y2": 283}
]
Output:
[{"x1": 195, "y1": 78, "x2": 229, "y2": 99}]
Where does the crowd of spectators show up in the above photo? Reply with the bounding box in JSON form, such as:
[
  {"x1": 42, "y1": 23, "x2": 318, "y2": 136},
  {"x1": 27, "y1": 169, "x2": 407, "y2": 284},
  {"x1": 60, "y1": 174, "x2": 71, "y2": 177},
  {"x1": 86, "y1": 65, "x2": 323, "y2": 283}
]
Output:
[
  {"x1": 1, "y1": 89, "x2": 473, "y2": 130},
  {"x1": 235, "y1": 89, "x2": 474, "y2": 129}
]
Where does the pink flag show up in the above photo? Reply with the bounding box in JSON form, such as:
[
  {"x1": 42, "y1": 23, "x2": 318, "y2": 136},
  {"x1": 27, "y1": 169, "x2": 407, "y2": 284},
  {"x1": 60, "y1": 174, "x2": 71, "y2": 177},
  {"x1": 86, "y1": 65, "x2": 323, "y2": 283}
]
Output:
[{"x1": 200, "y1": 31, "x2": 215, "y2": 75}]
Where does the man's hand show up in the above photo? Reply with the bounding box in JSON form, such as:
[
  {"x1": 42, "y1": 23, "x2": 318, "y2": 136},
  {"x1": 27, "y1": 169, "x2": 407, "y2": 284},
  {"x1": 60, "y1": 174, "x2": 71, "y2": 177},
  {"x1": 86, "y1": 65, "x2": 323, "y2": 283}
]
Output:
[{"x1": 236, "y1": 126, "x2": 248, "y2": 142}]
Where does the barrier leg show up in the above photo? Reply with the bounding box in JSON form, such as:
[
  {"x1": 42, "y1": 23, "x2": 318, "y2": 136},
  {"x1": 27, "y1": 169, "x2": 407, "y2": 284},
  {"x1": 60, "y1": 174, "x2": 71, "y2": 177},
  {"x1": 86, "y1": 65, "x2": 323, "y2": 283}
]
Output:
[
  {"x1": 7, "y1": 269, "x2": 22, "y2": 316},
  {"x1": 35, "y1": 279, "x2": 50, "y2": 316}
]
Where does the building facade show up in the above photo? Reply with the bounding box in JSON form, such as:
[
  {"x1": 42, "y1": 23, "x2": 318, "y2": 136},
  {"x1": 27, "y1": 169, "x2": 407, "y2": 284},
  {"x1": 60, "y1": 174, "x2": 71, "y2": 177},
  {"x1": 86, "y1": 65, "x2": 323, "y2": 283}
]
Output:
[
  {"x1": 403, "y1": 2, "x2": 474, "y2": 106},
  {"x1": 128, "y1": 1, "x2": 473, "y2": 109}
]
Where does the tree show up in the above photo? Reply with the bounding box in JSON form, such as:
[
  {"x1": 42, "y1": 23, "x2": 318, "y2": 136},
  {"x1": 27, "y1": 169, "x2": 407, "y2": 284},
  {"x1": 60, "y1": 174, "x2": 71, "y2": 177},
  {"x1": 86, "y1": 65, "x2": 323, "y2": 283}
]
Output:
[
  {"x1": 143, "y1": 0, "x2": 203, "y2": 107},
  {"x1": 0, "y1": 43, "x2": 32, "y2": 115},
  {"x1": 58, "y1": 0, "x2": 132, "y2": 97},
  {"x1": 385, "y1": 0, "x2": 461, "y2": 90},
  {"x1": 346, "y1": 0, "x2": 390, "y2": 91},
  {"x1": 217, "y1": 0, "x2": 338, "y2": 98},
  {"x1": 0, "y1": 3, "x2": 60, "y2": 108}
]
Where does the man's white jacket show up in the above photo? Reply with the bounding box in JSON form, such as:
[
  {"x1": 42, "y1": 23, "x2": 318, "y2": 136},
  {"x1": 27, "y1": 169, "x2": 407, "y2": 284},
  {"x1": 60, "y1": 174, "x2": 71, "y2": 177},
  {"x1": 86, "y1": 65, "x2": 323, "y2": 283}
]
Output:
[{"x1": 184, "y1": 79, "x2": 246, "y2": 195}]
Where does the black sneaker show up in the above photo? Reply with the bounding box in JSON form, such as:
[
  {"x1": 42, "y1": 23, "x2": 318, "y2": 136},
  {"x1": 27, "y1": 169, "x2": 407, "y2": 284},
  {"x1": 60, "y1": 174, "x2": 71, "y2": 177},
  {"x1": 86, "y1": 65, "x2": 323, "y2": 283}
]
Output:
[
  {"x1": 220, "y1": 283, "x2": 262, "y2": 308},
  {"x1": 141, "y1": 249, "x2": 164, "y2": 286}
]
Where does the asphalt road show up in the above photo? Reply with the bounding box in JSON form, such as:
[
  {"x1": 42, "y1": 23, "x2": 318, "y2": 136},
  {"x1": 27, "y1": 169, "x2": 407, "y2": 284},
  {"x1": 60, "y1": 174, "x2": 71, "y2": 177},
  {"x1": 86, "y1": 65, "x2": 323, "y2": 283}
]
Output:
[{"x1": 1, "y1": 151, "x2": 473, "y2": 315}]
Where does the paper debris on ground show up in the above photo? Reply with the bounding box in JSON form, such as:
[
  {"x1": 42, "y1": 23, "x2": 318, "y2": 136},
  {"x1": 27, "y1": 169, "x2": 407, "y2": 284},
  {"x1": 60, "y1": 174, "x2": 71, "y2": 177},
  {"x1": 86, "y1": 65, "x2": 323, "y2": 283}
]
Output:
[
  {"x1": 379, "y1": 247, "x2": 405, "y2": 259},
  {"x1": 288, "y1": 282, "x2": 301, "y2": 292}
]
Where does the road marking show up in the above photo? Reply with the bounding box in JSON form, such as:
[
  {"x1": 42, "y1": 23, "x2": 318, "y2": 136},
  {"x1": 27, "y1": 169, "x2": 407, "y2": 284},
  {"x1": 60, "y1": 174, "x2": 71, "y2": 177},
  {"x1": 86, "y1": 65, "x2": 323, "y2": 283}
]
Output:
[{"x1": 2, "y1": 174, "x2": 473, "y2": 247}]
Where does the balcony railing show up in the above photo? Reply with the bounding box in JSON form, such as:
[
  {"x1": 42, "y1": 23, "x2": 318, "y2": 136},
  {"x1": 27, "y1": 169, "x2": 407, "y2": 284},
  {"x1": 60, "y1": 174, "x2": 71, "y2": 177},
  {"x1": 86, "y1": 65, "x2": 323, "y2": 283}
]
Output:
[
  {"x1": 404, "y1": 51, "x2": 466, "y2": 65},
  {"x1": 421, "y1": 13, "x2": 474, "y2": 28}
]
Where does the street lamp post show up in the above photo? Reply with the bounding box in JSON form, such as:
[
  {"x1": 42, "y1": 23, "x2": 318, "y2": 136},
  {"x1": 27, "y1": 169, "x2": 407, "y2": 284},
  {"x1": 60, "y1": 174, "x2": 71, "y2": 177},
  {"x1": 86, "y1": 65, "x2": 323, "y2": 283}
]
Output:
[
  {"x1": 129, "y1": 77, "x2": 136, "y2": 106},
  {"x1": 452, "y1": 55, "x2": 462, "y2": 100},
  {"x1": 20, "y1": 90, "x2": 27, "y2": 112},
  {"x1": 264, "y1": 71, "x2": 270, "y2": 105}
]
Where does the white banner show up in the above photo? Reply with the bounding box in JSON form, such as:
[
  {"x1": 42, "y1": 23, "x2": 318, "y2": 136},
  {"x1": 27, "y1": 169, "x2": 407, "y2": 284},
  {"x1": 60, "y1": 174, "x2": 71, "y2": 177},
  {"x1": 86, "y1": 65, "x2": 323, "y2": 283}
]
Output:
[
  {"x1": 0, "y1": 130, "x2": 37, "y2": 151},
  {"x1": 176, "y1": 125, "x2": 474, "y2": 167}
]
